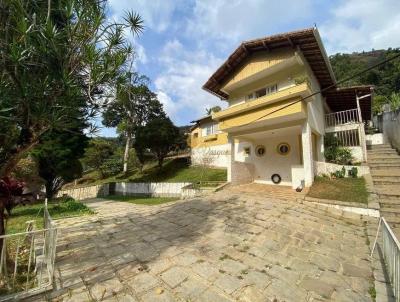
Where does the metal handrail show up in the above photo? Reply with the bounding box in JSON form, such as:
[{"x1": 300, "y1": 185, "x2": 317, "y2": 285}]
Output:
[{"x1": 381, "y1": 218, "x2": 400, "y2": 301}]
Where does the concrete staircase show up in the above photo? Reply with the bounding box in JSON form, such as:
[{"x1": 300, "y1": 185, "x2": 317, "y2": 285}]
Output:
[{"x1": 368, "y1": 144, "x2": 400, "y2": 236}]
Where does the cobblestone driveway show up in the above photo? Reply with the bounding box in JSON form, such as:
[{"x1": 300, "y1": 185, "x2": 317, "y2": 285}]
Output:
[{"x1": 28, "y1": 189, "x2": 376, "y2": 302}]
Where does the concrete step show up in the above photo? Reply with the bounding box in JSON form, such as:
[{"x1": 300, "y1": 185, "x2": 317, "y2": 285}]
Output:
[
  {"x1": 379, "y1": 206, "x2": 400, "y2": 214},
  {"x1": 368, "y1": 154, "x2": 400, "y2": 159},
  {"x1": 371, "y1": 169, "x2": 400, "y2": 177},
  {"x1": 368, "y1": 156, "x2": 400, "y2": 164},
  {"x1": 368, "y1": 151, "x2": 398, "y2": 157},
  {"x1": 380, "y1": 212, "x2": 400, "y2": 221},
  {"x1": 376, "y1": 187, "x2": 400, "y2": 198},
  {"x1": 369, "y1": 144, "x2": 393, "y2": 149},
  {"x1": 374, "y1": 178, "x2": 400, "y2": 185},
  {"x1": 369, "y1": 164, "x2": 400, "y2": 170}
]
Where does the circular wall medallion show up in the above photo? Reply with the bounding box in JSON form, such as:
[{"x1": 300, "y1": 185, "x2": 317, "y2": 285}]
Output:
[
  {"x1": 271, "y1": 174, "x2": 282, "y2": 184},
  {"x1": 277, "y1": 142, "x2": 290, "y2": 155},
  {"x1": 255, "y1": 145, "x2": 266, "y2": 157}
]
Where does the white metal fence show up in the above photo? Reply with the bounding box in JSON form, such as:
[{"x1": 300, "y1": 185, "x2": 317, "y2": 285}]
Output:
[
  {"x1": 0, "y1": 201, "x2": 57, "y2": 301},
  {"x1": 325, "y1": 108, "x2": 360, "y2": 127},
  {"x1": 381, "y1": 218, "x2": 400, "y2": 301},
  {"x1": 333, "y1": 129, "x2": 361, "y2": 147}
]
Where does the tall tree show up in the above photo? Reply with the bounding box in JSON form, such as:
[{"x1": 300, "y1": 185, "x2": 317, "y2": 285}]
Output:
[
  {"x1": 102, "y1": 77, "x2": 165, "y2": 173},
  {"x1": 135, "y1": 117, "x2": 181, "y2": 169},
  {"x1": 32, "y1": 129, "x2": 88, "y2": 199},
  {"x1": 0, "y1": 0, "x2": 143, "y2": 235},
  {"x1": 81, "y1": 139, "x2": 115, "y2": 179},
  {"x1": 0, "y1": 0, "x2": 143, "y2": 177}
]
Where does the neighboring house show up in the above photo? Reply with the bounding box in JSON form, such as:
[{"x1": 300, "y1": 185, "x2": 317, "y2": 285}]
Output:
[
  {"x1": 190, "y1": 115, "x2": 230, "y2": 168},
  {"x1": 190, "y1": 27, "x2": 373, "y2": 189}
]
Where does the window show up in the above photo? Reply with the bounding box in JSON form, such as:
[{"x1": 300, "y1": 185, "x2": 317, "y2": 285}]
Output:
[
  {"x1": 204, "y1": 123, "x2": 217, "y2": 136},
  {"x1": 255, "y1": 145, "x2": 265, "y2": 157},
  {"x1": 255, "y1": 88, "x2": 266, "y2": 98},
  {"x1": 246, "y1": 93, "x2": 255, "y2": 101},
  {"x1": 266, "y1": 83, "x2": 278, "y2": 95},
  {"x1": 246, "y1": 83, "x2": 278, "y2": 102},
  {"x1": 277, "y1": 143, "x2": 290, "y2": 155}
]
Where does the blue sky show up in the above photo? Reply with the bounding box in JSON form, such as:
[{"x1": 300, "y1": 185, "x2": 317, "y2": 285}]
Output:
[{"x1": 99, "y1": 0, "x2": 400, "y2": 137}]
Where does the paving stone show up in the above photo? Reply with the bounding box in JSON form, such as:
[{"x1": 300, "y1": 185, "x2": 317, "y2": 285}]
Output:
[
  {"x1": 342, "y1": 263, "x2": 373, "y2": 278},
  {"x1": 299, "y1": 276, "x2": 335, "y2": 299},
  {"x1": 61, "y1": 287, "x2": 91, "y2": 302},
  {"x1": 90, "y1": 278, "x2": 125, "y2": 301},
  {"x1": 236, "y1": 285, "x2": 266, "y2": 302},
  {"x1": 31, "y1": 190, "x2": 376, "y2": 302},
  {"x1": 175, "y1": 277, "x2": 208, "y2": 300},
  {"x1": 140, "y1": 288, "x2": 175, "y2": 302},
  {"x1": 126, "y1": 273, "x2": 159, "y2": 294},
  {"x1": 191, "y1": 261, "x2": 220, "y2": 281},
  {"x1": 214, "y1": 273, "x2": 244, "y2": 294},
  {"x1": 219, "y1": 259, "x2": 248, "y2": 275},
  {"x1": 160, "y1": 267, "x2": 189, "y2": 288},
  {"x1": 195, "y1": 287, "x2": 233, "y2": 302}
]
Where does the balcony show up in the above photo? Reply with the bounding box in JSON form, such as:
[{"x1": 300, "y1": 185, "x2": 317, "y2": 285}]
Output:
[
  {"x1": 325, "y1": 108, "x2": 361, "y2": 133},
  {"x1": 213, "y1": 83, "x2": 311, "y2": 121}
]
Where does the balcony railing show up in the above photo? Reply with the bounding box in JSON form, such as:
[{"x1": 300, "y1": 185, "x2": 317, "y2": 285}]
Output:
[{"x1": 325, "y1": 108, "x2": 360, "y2": 128}]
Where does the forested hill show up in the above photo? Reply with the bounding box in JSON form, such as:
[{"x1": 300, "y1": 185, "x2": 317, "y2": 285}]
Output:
[{"x1": 329, "y1": 48, "x2": 400, "y2": 97}]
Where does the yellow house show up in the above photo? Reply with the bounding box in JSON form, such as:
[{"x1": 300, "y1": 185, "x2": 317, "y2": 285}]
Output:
[{"x1": 191, "y1": 27, "x2": 372, "y2": 188}]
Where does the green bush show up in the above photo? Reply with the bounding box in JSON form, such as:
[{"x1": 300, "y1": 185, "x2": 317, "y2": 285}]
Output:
[
  {"x1": 349, "y1": 167, "x2": 358, "y2": 178},
  {"x1": 331, "y1": 166, "x2": 346, "y2": 178},
  {"x1": 100, "y1": 157, "x2": 123, "y2": 177},
  {"x1": 324, "y1": 133, "x2": 353, "y2": 165}
]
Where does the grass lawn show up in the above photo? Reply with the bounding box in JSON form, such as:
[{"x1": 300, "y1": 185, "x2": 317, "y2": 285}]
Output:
[
  {"x1": 6, "y1": 198, "x2": 94, "y2": 234},
  {"x1": 107, "y1": 195, "x2": 179, "y2": 205},
  {"x1": 307, "y1": 176, "x2": 369, "y2": 204},
  {"x1": 68, "y1": 158, "x2": 227, "y2": 188}
]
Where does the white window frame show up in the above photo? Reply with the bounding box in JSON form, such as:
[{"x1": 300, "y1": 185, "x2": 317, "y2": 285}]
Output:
[{"x1": 203, "y1": 122, "x2": 217, "y2": 136}]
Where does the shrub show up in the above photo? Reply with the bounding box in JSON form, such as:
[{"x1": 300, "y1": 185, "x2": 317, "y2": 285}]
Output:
[
  {"x1": 324, "y1": 133, "x2": 353, "y2": 165},
  {"x1": 100, "y1": 157, "x2": 123, "y2": 178},
  {"x1": 331, "y1": 166, "x2": 346, "y2": 178},
  {"x1": 349, "y1": 167, "x2": 358, "y2": 178}
]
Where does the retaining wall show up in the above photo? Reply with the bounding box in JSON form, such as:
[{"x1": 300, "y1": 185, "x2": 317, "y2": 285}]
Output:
[
  {"x1": 114, "y1": 182, "x2": 192, "y2": 197},
  {"x1": 314, "y1": 161, "x2": 370, "y2": 177},
  {"x1": 57, "y1": 184, "x2": 109, "y2": 200}
]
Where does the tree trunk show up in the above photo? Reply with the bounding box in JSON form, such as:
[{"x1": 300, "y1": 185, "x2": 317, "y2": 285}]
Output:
[
  {"x1": 0, "y1": 202, "x2": 5, "y2": 253},
  {"x1": 123, "y1": 134, "x2": 131, "y2": 174},
  {"x1": 157, "y1": 155, "x2": 164, "y2": 170},
  {"x1": 0, "y1": 139, "x2": 41, "y2": 178}
]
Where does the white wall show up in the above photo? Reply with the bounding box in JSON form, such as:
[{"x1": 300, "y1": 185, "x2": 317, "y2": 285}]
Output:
[
  {"x1": 314, "y1": 161, "x2": 370, "y2": 177},
  {"x1": 191, "y1": 144, "x2": 230, "y2": 168},
  {"x1": 366, "y1": 133, "x2": 386, "y2": 146},
  {"x1": 57, "y1": 184, "x2": 109, "y2": 200},
  {"x1": 234, "y1": 135, "x2": 301, "y2": 186},
  {"x1": 115, "y1": 182, "x2": 191, "y2": 197},
  {"x1": 348, "y1": 146, "x2": 364, "y2": 163}
]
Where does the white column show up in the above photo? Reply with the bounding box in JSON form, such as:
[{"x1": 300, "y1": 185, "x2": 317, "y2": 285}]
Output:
[
  {"x1": 317, "y1": 134, "x2": 325, "y2": 161},
  {"x1": 227, "y1": 135, "x2": 235, "y2": 182},
  {"x1": 302, "y1": 121, "x2": 314, "y2": 187}
]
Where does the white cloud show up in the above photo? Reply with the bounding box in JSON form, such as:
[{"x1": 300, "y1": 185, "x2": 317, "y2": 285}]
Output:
[
  {"x1": 320, "y1": 0, "x2": 400, "y2": 53},
  {"x1": 187, "y1": 0, "x2": 313, "y2": 46},
  {"x1": 108, "y1": 0, "x2": 182, "y2": 32},
  {"x1": 154, "y1": 40, "x2": 226, "y2": 125}
]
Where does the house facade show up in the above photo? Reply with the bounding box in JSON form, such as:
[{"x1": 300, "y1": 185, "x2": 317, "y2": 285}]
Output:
[{"x1": 191, "y1": 27, "x2": 372, "y2": 189}]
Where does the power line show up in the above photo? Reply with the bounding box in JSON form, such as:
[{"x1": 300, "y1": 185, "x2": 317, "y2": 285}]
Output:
[{"x1": 233, "y1": 52, "x2": 400, "y2": 128}]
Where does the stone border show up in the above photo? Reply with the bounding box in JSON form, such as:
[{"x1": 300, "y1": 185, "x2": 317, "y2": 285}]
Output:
[{"x1": 302, "y1": 197, "x2": 380, "y2": 217}]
